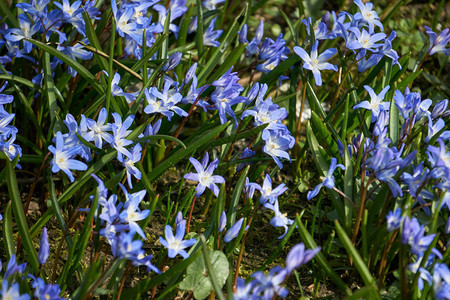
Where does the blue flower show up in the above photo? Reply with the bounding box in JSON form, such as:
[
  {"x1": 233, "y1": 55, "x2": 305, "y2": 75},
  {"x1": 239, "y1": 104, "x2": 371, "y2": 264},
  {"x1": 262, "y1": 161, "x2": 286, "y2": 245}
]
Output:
[
  {"x1": 48, "y1": 132, "x2": 88, "y2": 182},
  {"x1": 38, "y1": 227, "x2": 49, "y2": 265},
  {"x1": 4, "y1": 255, "x2": 27, "y2": 278},
  {"x1": 112, "y1": 231, "x2": 145, "y2": 260},
  {"x1": 233, "y1": 277, "x2": 255, "y2": 300},
  {"x1": 184, "y1": 152, "x2": 225, "y2": 197},
  {"x1": 118, "y1": 143, "x2": 142, "y2": 189},
  {"x1": 143, "y1": 82, "x2": 188, "y2": 120},
  {"x1": 110, "y1": 115, "x2": 135, "y2": 158},
  {"x1": 294, "y1": 41, "x2": 337, "y2": 86},
  {"x1": 353, "y1": 85, "x2": 390, "y2": 122},
  {"x1": 307, "y1": 157, "x2": 345, "y2": 200},
  {"x1": 54, "y1": 0, "x2": 86, "y2": 36},
  {"x1": 57, "y1": 42, "x2": 93, "y2": 77},
  {"x1": 251, "y1": 266, "x2": 289, "y2": 299},
  {"x1": 264, "y1": 200, "x2": 293, "y2": 239},
  {"x1": 84, "y1": 108, "x2": 113, "y2": 148},
  {"x1": 262, "y1": 129, "x2": 294, "y2": 169},
  {"x1": 353, "y1": 0, "x2": 383, "y2": 33},
  {"x1": 31, "y1": 277, "x2": 64, "y2": 300},
  {"x1": 223, "y1": 218, "x2": 244, "y2": 243},
  {"x1": 159, "y1": 220, "x2": 196, "y2": 258},
  {"x1": 4, "y1": 14, "x2": 41, "y2": 53},
  {"x1": 255, "y1": 174, "x2": 288, "y2": 204},
  {"x1": 424, "y1": 26, "x2": 450, "y2": 55},
  {"x1": 119, "y1": 189, "x2": 150, "y2": 239},
  {"x1": 218, "y1": 211, "x2": 227, "y2": 233},
  {"x1": 285, "y1": 243, "x2": 320, "y2": 273},
  {"x1": 1, "y1": 280, "x2": 30, "y2": 300},
  {"x1": 386, "y1": 208, "x2": 402, "y2": 232},
  {"x1": 203, "y1": 18, "x2": 223, "y2": 47},
  {"x1": 163, "y1": 52, "x2": 182, "y2": 71},
  {"x1": 109, "y1": 72, "x2": 137, "y2": 103},
  {"x1": 408, "y1": 256, "x2": 432, "y2": 291}
]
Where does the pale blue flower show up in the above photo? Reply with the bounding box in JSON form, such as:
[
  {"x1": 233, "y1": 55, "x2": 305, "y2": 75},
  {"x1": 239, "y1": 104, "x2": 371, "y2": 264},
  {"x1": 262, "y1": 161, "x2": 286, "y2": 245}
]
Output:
[
  {"x1": 294, "y1": 41, "x2": 337, "y2": 86},
  {"x1": 159, "y1": 220, "x2": 196, "y2": 258}
]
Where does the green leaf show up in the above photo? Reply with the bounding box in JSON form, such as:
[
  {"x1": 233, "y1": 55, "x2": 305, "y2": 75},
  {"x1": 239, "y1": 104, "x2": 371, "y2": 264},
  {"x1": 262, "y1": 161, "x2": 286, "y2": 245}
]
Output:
[
  {"x1": 228, "y1": 166, "x2": 249, "y2": 225},
  {"x1": 146, "y1": 122, "x2": 230, "y2": 183},
  {"x1": 310, "y1": 111, "x2": 339, "y2": 158},
  {"x1": 306, "y1": 123, "x2": 329, "y2": 173},
  {"x1": 180, "y1": 239, "x2": 228, "y2": 300},
  {"x1": 334, "y1": 220, "x2": 378, "y2": 290},
  {"x1": 0, "y1": 74, "x2": 41, "y2": 91},
  {"x1": 389, "y1": 97, "x2": 399, "y2": 145},
  {"x1": 5, "y1": 159, "x2": 40, "y2": 273},
  {"x1": 26, "y1": 38, "x2": 104, "y2": 94},
  {"x1": 57, "y1": 149, "x2": 117, "y2": 205},
  {"x1": 123, "y1": 251, "x2": 201, "y2": 297},
  {"x1": 136, "y1": 134, "x2": 186, "y2": 149},
  {"x1": 259, "y1": 55, "x2": 300, "y2": 86},
  {"x1": 198, "y1": 8, "x2": 245, "y2": 85},
  {"x1": 296, "y1": 215, "x2": 352, "y2": 296},
  {"x1": 3, "y1": 202, "x2": 14, "y2": 258},
  {"x1": 83, "y1": 10, "x2": 109, "y2": 71},
  {"x1": 44, "y1": 52, "x2": 61, "y2": 134},
  {"x1": 196, "y1": 0, "x2": 205, "y2": 61},
  {"x1": 210, "y1": 43, "x2": 247, "y2": 82}
]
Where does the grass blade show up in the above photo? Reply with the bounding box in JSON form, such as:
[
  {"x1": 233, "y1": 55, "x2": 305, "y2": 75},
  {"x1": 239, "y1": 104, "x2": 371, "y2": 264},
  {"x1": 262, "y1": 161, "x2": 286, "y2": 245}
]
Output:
[
  {"x1": 26, "y1": 38, "x2": 104, "y2": 94},
  {"x1": 296, "y1": 215, "x2": 352, "y2": 296},
  {"x1": 334, "y1": 220, "x2": 378, "y2": 290},
  {"x1": 5, "y1": 159, "x2": 40, "y2": 273}
]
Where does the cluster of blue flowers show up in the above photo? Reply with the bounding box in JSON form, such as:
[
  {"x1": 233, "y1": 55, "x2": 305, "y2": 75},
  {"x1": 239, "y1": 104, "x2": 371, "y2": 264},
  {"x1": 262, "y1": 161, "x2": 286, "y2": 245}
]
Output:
[
  {"x1": 0, "y1": 228, "x2": 65, "y2": 299},
  {"x1": 239, "y1": 21, "x2": 290, "y2": 80},
  {"x1": 234, "y1": 243, "x2": 320, "y2": 299},
  {"x1": 0, "y1": 0, "x2": 449, "y2": 297},
  {"x1": 48, "y1": 108, "x2": 162, "y2": 186},
  {"x1": 294, "y1": 0, "x2": 401, "y2": 86},
  {"x1": 0, "y1": 82, "x2": 21, "y2": 163}
]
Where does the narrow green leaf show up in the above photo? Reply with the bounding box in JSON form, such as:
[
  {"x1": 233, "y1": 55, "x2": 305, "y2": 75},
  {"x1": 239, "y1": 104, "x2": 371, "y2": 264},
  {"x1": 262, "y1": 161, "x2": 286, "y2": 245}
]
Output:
[
  {"x1": 306, "y1": 123, "x2": 329, "y2": 173},
  {"x1": 334, "y1": 220, "x2": 378, "y2": 289},
  {"x1": 83, "y1": 11, "x2": 109, "y2": 71},
  {"x1": 26, "y1": 38, "x2": 104, "y2": 94},
  {"x1": 0, "y1": 74, "x2": 41, "y2": 91},
  {"x1": 296, "y1": 215, "x2": 352, "y2": 296},
  {"x1": 146, "y1": 122, "x2": 230, "y2": 183},
  {"x1": 310, "y1": 111, "x2": 339, "y2": 158},
  {"x1": 44, "y1": 52, "x2": 61, "y2": 134},
  {"x1": 122, "y1": 251, "x2": 201, "y2": 297},
  {"x1": 229, "y1": 166, "x2": 249, "y2": 225},
  {"x1": 389, "y1": 97, "x2": 399, "y2": 145},
  {"x1": 210, "y1": 43, "x2": 247, "y2": 82},
  {"x1": 196, "y1": 0, "x2": 205, "y2": 60},
  {"x1": 200, "y1": 235, "x2": 226, "y2": 300},
  {"x1": 136, "y1": 162, "x2": 157, "y2": 199},
  {"x1": 259, "y1": 55, "x2": 300, "y2": 86},
  {"x1": 343, "y1": 139, "x2": 354, "y2": 230},
  {"x1": 3, "y1": 202, "x2": 15, "y2": 258},
  {"x1": 6, "y1": 159, "x2": 40, "y2": 273},
  {"x1": 57, "y1": 149, "x2": 117, "y2": 205},
  {"x1": 198, "y1": 8, "x2": 245, "y2": 85},
  {"x1": 278, "y1": 8, "x2": 299, "y2": 46}
]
